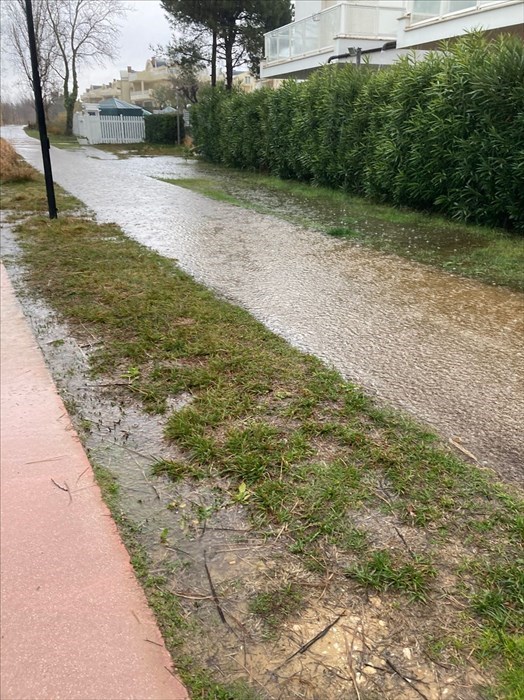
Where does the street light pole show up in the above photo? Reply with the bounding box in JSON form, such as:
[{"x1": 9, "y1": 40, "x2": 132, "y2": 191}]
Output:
[
  {"x1": 176, "y1": 91, "x2": 181, "y2": 145},
  {"x1": 25, "y1": 0, "x2": 57, "y2": 219}
]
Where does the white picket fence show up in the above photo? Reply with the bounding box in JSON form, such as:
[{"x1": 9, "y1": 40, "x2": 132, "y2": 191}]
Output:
[{"x1": 73, "y1": 112, "x2": 145, "y2": 144}]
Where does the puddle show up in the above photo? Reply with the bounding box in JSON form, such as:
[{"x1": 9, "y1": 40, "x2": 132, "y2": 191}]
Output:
[{"x1": 2, "y1": 125, "x2": 522, "y2": 488}]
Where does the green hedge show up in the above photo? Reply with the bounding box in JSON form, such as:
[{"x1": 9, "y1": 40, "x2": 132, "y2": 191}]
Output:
[
  {"x1": 144, "y1": 113, "x2": 185, "y2": 144},
  {"x1": 192, "y1": 34, "x2": 524, "y2": 233}
]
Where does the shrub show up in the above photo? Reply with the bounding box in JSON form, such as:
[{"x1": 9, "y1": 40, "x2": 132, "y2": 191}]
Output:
[
  {"x1": 144, "y1": 113, "x2": 185, "y2": 144},
  {"x1": 192, "y1": 34, "x2": 524, "y2": 233},
  {"x1": 0, "y1": 138, "x2": 37, "y2": 183}
]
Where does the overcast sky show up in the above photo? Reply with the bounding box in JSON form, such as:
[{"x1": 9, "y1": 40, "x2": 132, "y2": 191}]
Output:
[
  {"x1": 0, "y1": 0, "x2": 174, "y2": 100},
  {"x1": 79, "y1": 0, "x2": 173, "y2": 92}
]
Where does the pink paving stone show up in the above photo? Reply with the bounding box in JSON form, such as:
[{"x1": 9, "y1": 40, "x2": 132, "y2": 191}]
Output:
[{"x1": 0, "y1": 264, "x2": 188, "y2": 700}]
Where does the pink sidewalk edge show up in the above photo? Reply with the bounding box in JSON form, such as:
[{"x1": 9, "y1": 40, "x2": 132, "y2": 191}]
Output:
[{"x1": 1, "y1": 262, "x2": 188, "y2": 700}]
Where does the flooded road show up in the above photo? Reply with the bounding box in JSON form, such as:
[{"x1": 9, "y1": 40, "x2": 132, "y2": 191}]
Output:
[{"x1": 3, "y1": 126, "x2": 523, "y2": 483}]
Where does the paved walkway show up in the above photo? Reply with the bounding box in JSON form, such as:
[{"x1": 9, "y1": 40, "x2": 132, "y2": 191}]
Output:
[{"x1": 0, "y1": 263, "x2": 188, "y2": 700}]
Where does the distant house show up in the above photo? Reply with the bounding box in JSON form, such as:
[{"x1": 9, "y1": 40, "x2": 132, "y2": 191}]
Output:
[
  {"x1": 260, "y1": 0, "x2": 524, "y2": 80},
  {"x1": 81, "y1": 58, "x2": 175, "y2": 111},
  {"x1": 228, "y1": 69, "x2": 285, "y2": 93},
  {"x1": 80, "y1": 79, "x2": 121, "y2": 104}
]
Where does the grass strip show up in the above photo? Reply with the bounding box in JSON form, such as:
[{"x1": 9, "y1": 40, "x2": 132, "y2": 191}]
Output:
[
  {"x1": 4, "y1": 167, "x2": 523, "y2": 697},
  {"x1": 24, "y1": 127, "x2": 188, "y2": 158},
  {"x1": 161, "y1": 172, "x2": 524, "y2": 292},
  {"x1": 24, "y1": 128, "x2": 81, "y2": 150},
  {"x1": 92, "y1": 142, "x2": 188, "y2": 158}
]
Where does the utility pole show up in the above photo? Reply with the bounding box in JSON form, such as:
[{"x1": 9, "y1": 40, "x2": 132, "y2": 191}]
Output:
[{"x1": 25, "y1": 0, "x2": 57, "y2": 219}]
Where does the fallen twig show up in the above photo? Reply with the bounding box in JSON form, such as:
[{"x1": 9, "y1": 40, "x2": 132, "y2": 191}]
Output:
[
  {"x1": 28, "y1": 455, "x2": 66, "y2": 465},
  {"x1": 98, "y1": 437, "x2": 157, "y2": 462},
  {"x1": 131, "y1": 610, "x2": 142, "y2": 624},
  {"x1": 203, "y1": 551, "x2": 227, "y2": 625},
  {"x1": 213, "y1": 545, "x2": 266, "y2": 554},
  {"x1": 141, "y1": 469, "x2": 161, "y2": 499},
  {"x1": 75, "y1": 466, "x2": 90, "y2": 484},
  {"x1": 385, "y1": 658, "x2": 429, "y2": 700},
  {"x1": 197, "y1": 526, "x2": 252, "y2": 533},
  {"x1": 449, "y1": 436, "x2": 478, "y2": 462},
  {"x1": 172, "y1": 590, "x2": 212, "y2": 600},
  {"x1": 274, "y1": 612, "x2": 345, "y2": 672},
  {"x1": 200, "y1": 517, "x2": 207, "y2": 539},
  {"x1": 344, "y1": 631, "x2": 361, "y2": 700},
  {"x1": 145, "y1": 638, "x2": 163, "y2": 647},
  {"x1": 164, "y1": 545, "x2": 195, "y2": 560},
  {"x1": 51, "y1": 478, "x2": 72, "y2": 504},
  {"x1": 393, "y1": 525, "x2": 416, "y2": 561},
  {"x1": 51, "y1": 477, "x2": 68, "y2": 492}
]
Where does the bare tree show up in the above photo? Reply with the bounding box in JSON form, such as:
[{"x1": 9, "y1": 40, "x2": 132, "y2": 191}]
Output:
[
  {"x1": 44, "y1": 0, "x2": 127, "y2": 134},
  {"x1": 2, "y1": 0, "x2": 60, "y2": 116},
  {"x1": 2, "y1": 0, "x2": 127, "y2": 134}
]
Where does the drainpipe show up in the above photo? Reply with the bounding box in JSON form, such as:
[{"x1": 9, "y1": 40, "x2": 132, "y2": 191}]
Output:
[{"x1": 327, "y1": 41, "x2": 397, "y2": 66}]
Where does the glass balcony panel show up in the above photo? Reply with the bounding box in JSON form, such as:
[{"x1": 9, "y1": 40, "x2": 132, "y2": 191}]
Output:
[
  {"x1": 448, "y1": 0, "x2": 477, "y2": 12},
  {"x1": 411, "y1": 0, "x2": 441, "y2": 22},
  {"x1": 346, "y1": 5, "x2": 377, "y2": 34},
  {"x1": 320, "y1": 6, "x2": 338, "y2": 46},
  {"x1": 267, "y1": 28, "x2": 290, "y2": 61}
]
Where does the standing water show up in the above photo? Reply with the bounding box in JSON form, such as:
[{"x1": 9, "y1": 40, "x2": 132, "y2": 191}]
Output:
[{"x1": 3, "y1": 126, "x2": 523, "y2": 483}]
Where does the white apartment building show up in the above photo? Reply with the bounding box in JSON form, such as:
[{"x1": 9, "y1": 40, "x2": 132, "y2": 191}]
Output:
[{"x1": 261, "y1": 0, "x2": 524, "y2": 79}]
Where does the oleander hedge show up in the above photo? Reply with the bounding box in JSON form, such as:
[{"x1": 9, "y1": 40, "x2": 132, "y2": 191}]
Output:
[
  {"x1": 144, "y1": 113, "x2": 185, "y2": 144},
  {"x1": 192, "y1": 34, "x2": 524, "y2": 233}
]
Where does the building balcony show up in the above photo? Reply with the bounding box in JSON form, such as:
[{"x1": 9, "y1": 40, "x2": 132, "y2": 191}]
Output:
[
  {"x1": 261, "y1": 2, "x2": 404, "y2": 79},
  {"x1": 398, "y1": 0, "x2": 524, "y2": 48},
  {"x1": 129, "y1": 89, "x2": 154, "y2": 102}
]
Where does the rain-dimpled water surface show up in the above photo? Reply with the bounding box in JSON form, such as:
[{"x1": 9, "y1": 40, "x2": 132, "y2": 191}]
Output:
[{"x1": 3, "y1": 126, "x2": 523, "y2": 483}]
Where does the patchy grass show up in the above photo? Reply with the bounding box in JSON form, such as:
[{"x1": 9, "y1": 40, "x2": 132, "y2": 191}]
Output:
[
  {"x1": 249, "y1": 583, "x2": 304, "y2": 631},
  {"x1": 94, "y1": 142, "x2": 187, "y2": 158},
  {"x1": 24, "y1": 128, "x2": 81, "y2": 150},
  {"x1": 345, "y1": 550, "x2": 436, "y2": 602},
  {"x1": 4, "y1": 164, "x2": 524, "y2": 697},
  {"x1": 164, "y1": 171, "x2": 524, "y2": 291}
]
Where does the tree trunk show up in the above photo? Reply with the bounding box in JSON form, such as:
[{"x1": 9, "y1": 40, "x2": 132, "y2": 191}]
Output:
[
  {"x1": 66, "y1": 58, "x2": 79, "y2": 137},
  {"x1": 64, "y1": 95, "x2": 75, "y2": 135},
  {"x1": 211, "y1": 28, "x2": 217, "y2": 87},
  {"x1": 62, "y1": 62, "x2": 72, "y2": 135},
  {"x1": 225, "y1": 33, "x2": 234, "y2": 91}
]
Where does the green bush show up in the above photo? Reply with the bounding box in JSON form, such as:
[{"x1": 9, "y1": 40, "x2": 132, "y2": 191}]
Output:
[
  {"x1": 192, "y1": 34, "x2": 524, "y2": 233},
  {"x1": 144, "y1": 113, "x2": 184, "y2": 144}
]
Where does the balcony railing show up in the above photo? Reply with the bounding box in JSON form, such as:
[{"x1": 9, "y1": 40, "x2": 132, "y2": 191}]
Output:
[
  {"x1": 130, "y1": 89, "x2": 153, "y2": 101},
  {"x1": 407, "y1": 0, "x2": 513, "y2": 26},
  {"x1": 264, "y1": 2, "x2": 403, "y2": 64}
]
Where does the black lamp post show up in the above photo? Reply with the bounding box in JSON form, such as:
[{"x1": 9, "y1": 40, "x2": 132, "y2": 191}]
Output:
[{"x1": 25, "y1": 0, "x2": 57, "y2": 219}]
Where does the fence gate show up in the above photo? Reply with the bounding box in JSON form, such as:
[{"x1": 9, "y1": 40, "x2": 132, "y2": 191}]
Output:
[{"x1": 73, "y1": 112, "x2": 145, "y2": 144}]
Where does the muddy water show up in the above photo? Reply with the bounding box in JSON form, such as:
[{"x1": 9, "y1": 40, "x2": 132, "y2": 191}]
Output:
[{"x1": 3, "y1": 125, "x2": 523, "y2": 483}]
